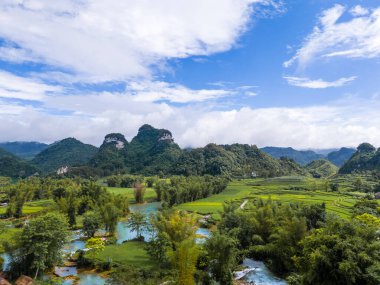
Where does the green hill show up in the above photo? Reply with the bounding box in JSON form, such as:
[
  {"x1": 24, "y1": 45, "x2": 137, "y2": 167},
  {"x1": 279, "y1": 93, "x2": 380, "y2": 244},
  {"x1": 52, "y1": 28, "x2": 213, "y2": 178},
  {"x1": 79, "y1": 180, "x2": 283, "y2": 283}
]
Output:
[
  {"x1": 0, "y1": 141, "x2": 48, "y2": 160},
  {"x1": 0, "y1": 148, "x2": 39, "y2": 178},
  {"x1": 32, "y1": 138, "x2": 98, "y2": 173},
  {"x1": 175, "y1": 143, "x2": 308, "y2": 177},
  {"x1": 125, "y1": 125, "x2": 182, "y2": 175},
  {"x1": 90, "y1": 133, "x2": 129, "y2": 175},
  {"x1": 339, "y1": 143, "x2": 380, "y2": 174},
  {"x1": 90, "y1": 125, "x2": 183, "y2": 176},
  {"x1": 261, "y1": 146, "x2": 324, "y2": 165},
  {"x1": 306, "y1": 159, "x2": 338, "y2": 178},
  {"x1": 327, "y1": 147, "x2": 356, "y2": 167}
]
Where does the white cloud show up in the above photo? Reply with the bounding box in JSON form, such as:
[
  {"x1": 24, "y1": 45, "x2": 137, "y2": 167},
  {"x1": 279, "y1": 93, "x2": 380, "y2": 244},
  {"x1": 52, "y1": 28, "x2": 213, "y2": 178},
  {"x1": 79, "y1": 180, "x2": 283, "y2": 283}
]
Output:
[
  {"x1": 284, "y1": 76, "x2": 357, "y2": 89},
  {"x1": 127, "y1": 81, "x2": 231, "y2": 103},
  {"x1": 0, "y1": 0, "x2": 280, "y2": 82},
  {"x1": 284, "y1": 4, "x2": 380, "y2": 68},
  {"x1": 0, "y1": 46, "x2": 39, "y2": 63},
  {"x1": 350, "y1": 5, "x2": 369, "y2": 17},
  {"x1": 1, "y1": 87, "x2": 380, "y2": 149},
  {"x1": 0, "y1": 71, "x2": 62, "y2": 101}
]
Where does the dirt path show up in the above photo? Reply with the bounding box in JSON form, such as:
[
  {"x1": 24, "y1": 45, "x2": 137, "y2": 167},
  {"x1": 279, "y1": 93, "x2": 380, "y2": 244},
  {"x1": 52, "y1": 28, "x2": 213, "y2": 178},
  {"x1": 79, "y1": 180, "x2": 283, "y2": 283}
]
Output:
[{"x1": 240, "y1": 199, "x2": 248, "y2": 209}]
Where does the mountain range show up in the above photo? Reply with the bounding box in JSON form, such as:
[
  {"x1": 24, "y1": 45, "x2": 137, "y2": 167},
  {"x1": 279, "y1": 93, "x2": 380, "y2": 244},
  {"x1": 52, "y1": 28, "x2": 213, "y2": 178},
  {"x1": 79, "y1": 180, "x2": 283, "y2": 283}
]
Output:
[{"x1": 0, "y1": 124, "x2": 370, "y2": 178}]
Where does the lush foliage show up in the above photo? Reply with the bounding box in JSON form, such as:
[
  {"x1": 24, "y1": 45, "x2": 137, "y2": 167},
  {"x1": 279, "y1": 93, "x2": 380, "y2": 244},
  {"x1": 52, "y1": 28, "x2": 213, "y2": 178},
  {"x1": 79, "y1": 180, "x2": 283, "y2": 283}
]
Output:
[
  {"x1": 340, "y1": 143, "x2": 380, "y2": 174},
  {"x1": 154, "y1": 176, "x2": 229, "y2": 207},
  {"x1": 32, "y1": 138, "x2": 98, "y2": 173},
  {"x1": 7, "y1": 213, "x2": 69, "y2": 278},
  {"x1": 306, "y1": 159, "x2": 338, "y2": 178}
]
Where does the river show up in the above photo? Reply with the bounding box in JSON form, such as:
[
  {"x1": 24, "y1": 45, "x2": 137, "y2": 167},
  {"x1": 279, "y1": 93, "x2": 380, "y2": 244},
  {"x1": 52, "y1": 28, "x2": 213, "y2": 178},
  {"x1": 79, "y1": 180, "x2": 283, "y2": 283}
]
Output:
[{"x1": 1, "y1": 202, "x2": 286, "y2": 284}]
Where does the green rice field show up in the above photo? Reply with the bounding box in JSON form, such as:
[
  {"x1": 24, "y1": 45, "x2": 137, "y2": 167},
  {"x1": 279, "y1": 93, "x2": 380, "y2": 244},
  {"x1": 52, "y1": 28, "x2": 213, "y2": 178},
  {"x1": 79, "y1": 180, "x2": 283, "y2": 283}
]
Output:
[{"x1": 177, "y1": 177, "x2": 367, "y2": 219}]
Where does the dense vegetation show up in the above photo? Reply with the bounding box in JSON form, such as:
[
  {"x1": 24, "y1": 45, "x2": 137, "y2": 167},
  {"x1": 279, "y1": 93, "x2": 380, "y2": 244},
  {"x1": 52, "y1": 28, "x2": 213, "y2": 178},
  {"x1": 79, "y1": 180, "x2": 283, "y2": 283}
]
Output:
[
  {"x1": 0, "y1": 171, "x2": 378, "y2": 284},
  {"x1": 32, "y1": 138, "x2": 98, "y2": 173},
  {"x1": 306, "y1": 159, "x2": 338, "y2": 178},
  {"x1": 175, "y1": 143, "x2": 308, "y2": 177},
  {"x1": 216, "y1": 199, "x2": 380, "y2": 284},
  {"x1": 340, "y1": 143, "x2": 380, "y2": 174}
]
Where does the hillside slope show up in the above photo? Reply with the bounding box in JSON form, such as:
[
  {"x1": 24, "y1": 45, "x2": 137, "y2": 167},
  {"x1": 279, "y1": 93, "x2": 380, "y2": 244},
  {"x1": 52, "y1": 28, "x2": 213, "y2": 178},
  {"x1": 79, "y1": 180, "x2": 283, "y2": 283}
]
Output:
[
  {"x1": 306, "y1": 159, "x2": 338, "y2": 178},
  {"x1": 32, "y1": 138, "x2": 98, "y2": 173},
  {"x1": 339, "y1": 143, "x2": 379, "y2": 174},
  {"x1": 0, "y1": 148, "x2": 39, "y2": 178},
  {"x1": 327, "y1": 147, "x2": 356, "y2": 167}
]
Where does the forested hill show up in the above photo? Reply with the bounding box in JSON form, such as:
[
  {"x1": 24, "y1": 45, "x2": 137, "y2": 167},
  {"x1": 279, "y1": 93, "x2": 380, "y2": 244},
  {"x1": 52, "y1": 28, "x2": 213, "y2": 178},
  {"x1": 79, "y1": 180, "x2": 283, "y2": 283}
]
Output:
[
  {"x1": 0, "y1": 147, "x2": 39, "y2": 178},
  {"x1": 90, "y1": 125, "x2": 182, "y2": 176},
  {"x1": 1, "y1": 125, "x2": 368, "y2": 178},
  {"x1": 339, "y1": 143, "x2": 380, "y2": 174},
  {"x1": 0, "y1": 141, "x2": 48, "y2": 160},
  {"x1": 261, "y1": 147, "x2": 324, "y2": 165},
  {"x1": 32, "y1": 138, "x2": 98, "y2": 173},
  {"x1": 87, "y1": 125, "x2": 309, "y2": 177},
  {"x1": 306, "y1": 159, "x2": 338, "y2": 178},
  {"x1": 327, "y1": 147, "x2": 356, "y2": 167}
]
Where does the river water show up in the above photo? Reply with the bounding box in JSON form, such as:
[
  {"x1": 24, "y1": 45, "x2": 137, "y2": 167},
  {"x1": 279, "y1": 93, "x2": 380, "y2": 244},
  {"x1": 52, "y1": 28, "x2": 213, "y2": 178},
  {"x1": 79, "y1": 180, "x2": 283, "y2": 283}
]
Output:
[
  {"x1": 1, "y1": 202, "x2": 286, "y2": 285},
  {"x1": 241, "y1": 259, "x2": 287, "y2": 285}
]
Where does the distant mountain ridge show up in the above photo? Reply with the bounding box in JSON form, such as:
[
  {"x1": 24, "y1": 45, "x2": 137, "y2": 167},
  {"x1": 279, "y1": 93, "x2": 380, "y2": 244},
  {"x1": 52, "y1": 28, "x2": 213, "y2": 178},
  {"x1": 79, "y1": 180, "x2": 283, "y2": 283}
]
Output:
[
  {"x1": 0, "y1": 141, "x2": 48, "y2": 160},
  {"x1": 261, "y1": 146, "x2": 355, "y2": 167},
  {"x1": 0, "y1": 125, "x2": 361, "y2": 177},
  {"x1": 0, "y1": 147, "x2": 39, "y2": 178},
  {"x1": 261, "y1": 147, "x2": 324, "y2": 166}
]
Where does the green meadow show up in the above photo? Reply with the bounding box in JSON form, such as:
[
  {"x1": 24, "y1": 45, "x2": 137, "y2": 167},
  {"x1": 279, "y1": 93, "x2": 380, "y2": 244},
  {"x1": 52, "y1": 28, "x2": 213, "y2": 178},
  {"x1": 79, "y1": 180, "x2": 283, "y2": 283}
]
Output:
[
  {"x1": 106, "y1": 187, "x2": 156, "y2": 203},
  {"x1": 177, "y1": 177, "x2": 366, "y2": 219},
  {"x1": 86, "y1": 241, "x2": 157, "y2": 268},
  {"x1": 0, "y1": 199, "x2": 55, "y2": 216}
]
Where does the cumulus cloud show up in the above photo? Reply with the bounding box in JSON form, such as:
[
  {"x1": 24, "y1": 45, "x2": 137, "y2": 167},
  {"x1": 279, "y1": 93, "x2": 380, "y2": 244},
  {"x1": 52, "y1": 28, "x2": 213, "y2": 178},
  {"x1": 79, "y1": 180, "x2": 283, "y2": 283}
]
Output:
[
  {"x1": 1, "y1": 87, "x2": 380, "y2": 149},
  {"x1": 127, "y1": 81, "x2": 232, "y2": 103},
  {"x1": 0, "y1": 0, "x2": 280, "y2": 82},
  {"x1": 284, "y1": 4, "x2": 380, "y2": 68},
  {"x1": 284, "y1": 76, "x2": 357, "y2": 89},
  {"x1": 0, "y1": 71, "x2": 62, "y2": 101},
  {"x1": 350, "y1": 5, "x2": 369, "y2": 17}
]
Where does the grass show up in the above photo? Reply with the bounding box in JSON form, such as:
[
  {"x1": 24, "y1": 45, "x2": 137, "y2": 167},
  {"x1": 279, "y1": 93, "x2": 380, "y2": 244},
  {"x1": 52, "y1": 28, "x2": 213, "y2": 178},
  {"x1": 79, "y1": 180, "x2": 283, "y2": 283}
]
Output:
[
  {"x1": 0, "y1": 199, "x2": 55, "y2": 215},
  {"x1": 86, "y1": 241, "x2": 156, "y2": 268},
  {"x1": 106, "y1": 187, "x2": 157, "y2": 203},
  {"x1": 0, "y1": 227, "x2": 21, "y2": 253},
  {"x1": 177, "y1": 177, "x2": 365, "y2": 219}
]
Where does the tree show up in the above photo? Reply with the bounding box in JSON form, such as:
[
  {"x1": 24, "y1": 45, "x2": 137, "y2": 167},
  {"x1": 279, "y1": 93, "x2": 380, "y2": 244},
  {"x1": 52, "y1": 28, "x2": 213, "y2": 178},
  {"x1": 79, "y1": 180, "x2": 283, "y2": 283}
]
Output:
[
  {"x1": 66, "y1": 192, "x2": 77, "y2": 227},
  {"x1": 101, "y1": 203, "x2": 120, "y2": 235},
  {"x1": 146, "y1": 177, "x2": 156, "y2": 188},
  {"x1": 172, "y1": 239, "x2": 199, "y2": 285},
  {"x1": 127, "y1": 212, "x2": 148, "y2": 240},
  {"x1": 152, "y1": 210, "x2": 198, "y2": 247},
  {"x1": 205, "y1": 233, "x2": 237, "y2": 285},
  {"x1": 295, "y1": 216, "x2": 380, "y2": 285},
  {"x1": 86, "y1": 237, "x2": 105, "y2": 252},
  {"x1": 83, "y1": 211, "x2": 101, "y2": 238},
  {"x1": 330, "y1": 183, "x2": 339, "y2": 192},
  {"x1": 9, "y1": 213, "x2": 68, "y2": 278},
  {"x1": 133, "y1": 182, "x2": 146, "y2": 204}
]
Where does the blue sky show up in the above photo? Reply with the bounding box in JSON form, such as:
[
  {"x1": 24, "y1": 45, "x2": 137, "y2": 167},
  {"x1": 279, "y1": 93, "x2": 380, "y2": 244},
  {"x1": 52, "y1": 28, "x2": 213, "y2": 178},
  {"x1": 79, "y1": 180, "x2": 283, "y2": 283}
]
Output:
[{"x1": 0, "y1": 0, "x2": 380, "y2": 149}]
